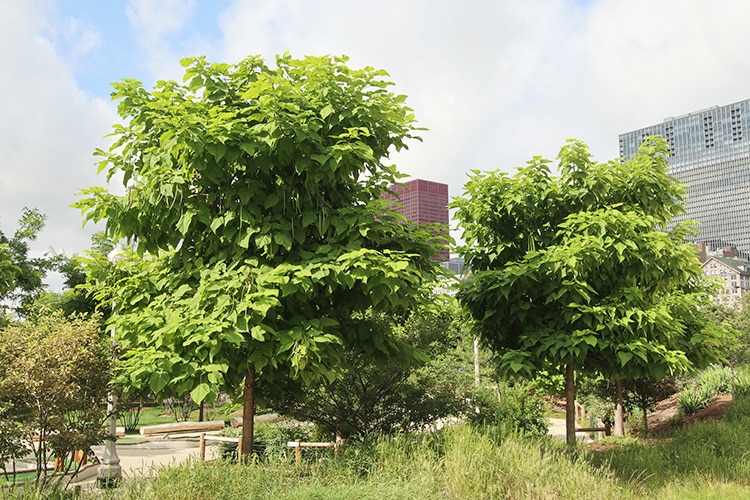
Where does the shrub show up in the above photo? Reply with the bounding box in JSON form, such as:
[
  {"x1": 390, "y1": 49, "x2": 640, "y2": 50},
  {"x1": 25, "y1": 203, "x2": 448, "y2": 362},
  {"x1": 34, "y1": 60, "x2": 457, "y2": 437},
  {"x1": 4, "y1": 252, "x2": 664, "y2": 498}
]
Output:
[
  {"x1": 469, "y1": 382, "x2": 549, "y2": 438},
  {"x1": 217, "y1": 419, "x2": 318, "y2": 462},
  {"x1": 678, "y1": 386, "x2": 713, "y2": 415},
  {"x1": 0, "y1": 311, "x2": 110, "y2": 486},
  {"x1": 694, "y1": 365, "x2": 733, "y2": 396}
]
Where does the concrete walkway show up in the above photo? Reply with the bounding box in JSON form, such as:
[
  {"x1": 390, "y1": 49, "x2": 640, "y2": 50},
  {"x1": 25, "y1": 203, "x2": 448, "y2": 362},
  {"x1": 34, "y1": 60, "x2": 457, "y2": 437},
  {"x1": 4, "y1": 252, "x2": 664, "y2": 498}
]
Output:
[
  {"x1": 68, "y1": 436, "x2": 219, "y2": 490},
  {"x1": 548, "y1": 418, "x2": 567, "y2": 440},
  {"x1": 90, "y1": 439, "x2": 206, "y2": 479}
]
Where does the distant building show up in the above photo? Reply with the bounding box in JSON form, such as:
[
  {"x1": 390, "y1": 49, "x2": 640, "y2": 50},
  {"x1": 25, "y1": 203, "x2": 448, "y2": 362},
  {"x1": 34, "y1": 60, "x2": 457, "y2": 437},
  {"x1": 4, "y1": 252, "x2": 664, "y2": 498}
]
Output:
[
  {"x1": 383, "y1": 179, "x2": 450, "y2": 262},
  {"x1": 702, "y1": 255, "x2": 750, "y2": 308},
  {"x1": 619, "y1": 99, "x2": 750, "y2": 258},
  {"x1": 443, "y1": 257, "x2": 466, "y2": 276}
]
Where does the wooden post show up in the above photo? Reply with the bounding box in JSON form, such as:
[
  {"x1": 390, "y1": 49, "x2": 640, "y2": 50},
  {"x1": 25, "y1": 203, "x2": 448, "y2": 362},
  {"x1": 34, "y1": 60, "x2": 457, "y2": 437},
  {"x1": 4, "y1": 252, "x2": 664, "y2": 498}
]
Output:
[
  {"x1": 237, "y1": 435, "x2": 243, "y2": 459},
  {"x1": 294, "y1": 440, "x2": 302, "y2": 464},
  {"x1": 565, "y1": 362, "x2": 576, "y2": 448},
  {"x1": 199, "y1": 433, "x2": 206, "y2": 462},
  {"x1": 335, "y1": 432, "x2": 345, "y2": 458}
]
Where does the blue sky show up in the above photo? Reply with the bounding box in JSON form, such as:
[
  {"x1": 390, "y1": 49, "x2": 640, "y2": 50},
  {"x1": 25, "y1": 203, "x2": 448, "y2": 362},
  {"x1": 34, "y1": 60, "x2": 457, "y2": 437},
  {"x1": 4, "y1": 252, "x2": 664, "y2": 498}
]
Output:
[{"x1": 2, "y1": 0, "x2": 750, "y2": 288}]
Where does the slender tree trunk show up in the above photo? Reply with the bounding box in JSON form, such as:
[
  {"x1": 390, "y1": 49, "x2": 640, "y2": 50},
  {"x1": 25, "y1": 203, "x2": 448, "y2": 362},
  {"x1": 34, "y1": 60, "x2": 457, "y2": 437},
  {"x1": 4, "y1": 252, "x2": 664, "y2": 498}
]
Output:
[
  {"x1": 565, "y1": 362, "x2": 576, "y2": 449},
  {"x1": 474, "y1": 337, "x2": 480, "y2": 386},
  {"x1": 641, "y1": 402, "x2": 649, "y2": 437},
  {"x1": 613, "y1": 379, "x2": 625, "y2": 436},
  {"x1": 199, "y1": 401, "x2": 205, "y2": 422},
  {"x1": 241, "y1": 366, "x2": 255, "y2": 462}
]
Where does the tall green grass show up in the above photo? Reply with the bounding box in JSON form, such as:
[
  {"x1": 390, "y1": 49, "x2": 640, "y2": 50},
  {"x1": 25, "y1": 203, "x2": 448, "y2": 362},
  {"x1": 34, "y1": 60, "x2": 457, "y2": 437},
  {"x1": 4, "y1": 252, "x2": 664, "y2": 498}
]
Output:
[
  {"x1": 11, "y1": 395, "x2": 748, "y2": 499},
  {"x1": 90, "y1": 426, "x2": 627, "y2": 500},
  {"x1": 678, "y1": 365, "x2": 750, "y2": 414},
  {"x1": 586, "y1": 396, "x2": 750, "y2": 497}
]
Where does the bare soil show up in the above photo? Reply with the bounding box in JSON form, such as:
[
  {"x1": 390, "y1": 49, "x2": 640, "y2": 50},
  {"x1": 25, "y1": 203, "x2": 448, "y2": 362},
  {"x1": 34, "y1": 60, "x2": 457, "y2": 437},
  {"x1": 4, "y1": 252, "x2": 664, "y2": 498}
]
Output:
[{"x1": 645, "y1": 392, "x2": 734, "y2": 436}]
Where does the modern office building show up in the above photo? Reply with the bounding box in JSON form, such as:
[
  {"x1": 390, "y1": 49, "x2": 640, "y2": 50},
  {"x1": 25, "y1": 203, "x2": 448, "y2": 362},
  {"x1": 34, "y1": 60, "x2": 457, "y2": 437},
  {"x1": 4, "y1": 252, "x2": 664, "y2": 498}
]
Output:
[
  {"x1": 383, "y1": 178, "x2": 450, "y2": 262},
  {"x1": 619, "y1": 99, "x2": 750, "y2": 258}
]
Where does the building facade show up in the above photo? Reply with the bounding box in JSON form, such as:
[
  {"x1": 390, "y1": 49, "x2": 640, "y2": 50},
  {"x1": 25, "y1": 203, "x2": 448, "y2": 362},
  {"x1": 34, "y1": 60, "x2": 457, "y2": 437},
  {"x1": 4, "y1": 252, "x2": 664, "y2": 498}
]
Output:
[
  {"x1": 619, "y1": 99, "x2": 750, "y2": 258},
  {"x1": 383, "y1": 179, "x2": 450, "y2": 262},
  {"x1": 702, "y1": 255, "x2": 750, "y2": 308}
]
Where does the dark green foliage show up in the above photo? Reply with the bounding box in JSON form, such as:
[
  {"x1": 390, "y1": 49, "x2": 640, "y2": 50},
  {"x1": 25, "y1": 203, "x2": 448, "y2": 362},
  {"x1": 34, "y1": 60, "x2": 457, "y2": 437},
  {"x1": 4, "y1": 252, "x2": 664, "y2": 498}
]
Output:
[
  {"x1": 219, "y1": 420, "x2": 318, "y2": 462},
  {"x1": 265, "y1": 305, "x2": 471, "y2": 438},
  {"x1": 578, "y1": 376, "x2": 677, "y2": 434},
  {"x1": 468, "y1": 381, "x2": 549, "y2": 438}
]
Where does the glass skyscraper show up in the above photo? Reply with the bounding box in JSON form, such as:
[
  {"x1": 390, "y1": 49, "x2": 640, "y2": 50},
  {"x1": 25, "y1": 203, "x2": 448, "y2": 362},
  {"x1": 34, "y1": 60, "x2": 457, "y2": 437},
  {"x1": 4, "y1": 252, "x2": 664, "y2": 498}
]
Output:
[{"x1": 619, "y1": 99, "x2": 750, "y2": 257}]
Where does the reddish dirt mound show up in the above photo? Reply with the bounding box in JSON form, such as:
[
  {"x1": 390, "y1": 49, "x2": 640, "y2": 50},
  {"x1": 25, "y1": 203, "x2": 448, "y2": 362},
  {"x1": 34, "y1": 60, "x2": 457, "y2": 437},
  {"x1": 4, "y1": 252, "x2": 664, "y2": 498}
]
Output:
[{"x1": 647, "y1": 393, "x2": 734, "y2": 436}]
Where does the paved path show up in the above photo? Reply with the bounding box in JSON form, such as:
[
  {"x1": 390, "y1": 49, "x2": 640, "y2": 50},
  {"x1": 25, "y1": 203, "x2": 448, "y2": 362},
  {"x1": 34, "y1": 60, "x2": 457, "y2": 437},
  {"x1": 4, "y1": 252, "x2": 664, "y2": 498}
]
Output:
[
  {"x1": 70, "y1": 437, "x2": 218, "y2": 490},
  {"x1": 548, "y1": 418, "x2": 567, "y2": 440}
]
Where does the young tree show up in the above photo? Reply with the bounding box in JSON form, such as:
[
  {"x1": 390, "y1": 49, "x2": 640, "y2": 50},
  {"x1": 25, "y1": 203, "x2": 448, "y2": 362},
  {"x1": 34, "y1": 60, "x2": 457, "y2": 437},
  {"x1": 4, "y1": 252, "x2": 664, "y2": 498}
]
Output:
[
  {"x1": 452, "y1": 138, "x2": 723, "y2": 446},
  {"x1": 0, "y1": 311, "x2": 109, "y2": 484},
  {"x1": 75, "y1": 54, "x2": 442, "y2": 456}
]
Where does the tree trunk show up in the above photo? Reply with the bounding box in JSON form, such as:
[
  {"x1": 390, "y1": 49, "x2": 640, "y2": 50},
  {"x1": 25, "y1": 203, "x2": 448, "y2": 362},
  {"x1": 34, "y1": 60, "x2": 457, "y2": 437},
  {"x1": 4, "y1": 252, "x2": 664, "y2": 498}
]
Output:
[
  {"x1": 565, "y1": 362, "x2": 576, "y2": 448},
  {"x1": 473, "y1": 337, "x2": 480, "y2": 386},
  {"x1": 241, "y1": 366, "x2": 255, "y2": 462},
  {"x1": 641, "y1": 402, "x2": 649, "y2": 438},
  {"x1": 613, "y1": 379, "x2": 624, "y2": 436}
]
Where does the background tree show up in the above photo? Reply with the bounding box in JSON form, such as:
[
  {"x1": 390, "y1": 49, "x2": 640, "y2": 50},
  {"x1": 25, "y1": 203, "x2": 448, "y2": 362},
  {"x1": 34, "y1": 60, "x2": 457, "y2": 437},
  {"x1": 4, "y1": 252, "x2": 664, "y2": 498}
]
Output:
[
  {"x1": 34, "y1": 232, "x2": 115, "y2": 318},
  {"x1": 703, "y1": 298, "x2": 750, "y2": 399},
  {"x1": 0, "y1": 207, "x2": 58, "y2": 325},
  {"x1": 266, "y1": 302, "x2": 470, "y2": 438},
  {"x1": 0, "y1": 311, "x2": 109, "y2": 484},
  {"x1": 452, "y1": 138, "x2": 724, "y2": 446},
  {"x1": 75, "y1": 54, "x2": 442, "y2": 456}
]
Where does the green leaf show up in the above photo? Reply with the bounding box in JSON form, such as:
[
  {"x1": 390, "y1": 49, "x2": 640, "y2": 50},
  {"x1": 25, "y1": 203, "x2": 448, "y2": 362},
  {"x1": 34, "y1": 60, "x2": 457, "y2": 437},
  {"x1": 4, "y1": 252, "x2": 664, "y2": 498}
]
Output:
[
  {"x1": 190, "y1": 383, "x2": 212, "y2": 404},
  {"x1": 149, "y1": 371, "x2": 170, "y2": 394},
  {"x1": 617, "y1": 351, "x2": 633, "y2": 366},
  {"x1": 320, "y1": 104, "x2": 334, "y2": 119}
]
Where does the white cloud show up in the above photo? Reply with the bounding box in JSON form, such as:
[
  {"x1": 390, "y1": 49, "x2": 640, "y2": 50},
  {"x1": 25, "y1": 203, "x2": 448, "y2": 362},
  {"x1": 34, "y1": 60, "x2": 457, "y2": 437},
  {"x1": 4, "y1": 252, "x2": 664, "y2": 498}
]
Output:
[
  {"x1": 5, "y1": 0, "x2": 750, "y2": 275},
  {"x1": 0, "y1": 0, "x2": 116, "y2": 272},
  {"x1": 59, "y1": 16, "x2": 101, "y2": 58},
  {"x1": 126, "y1": 0, "x2": 198, "y2": 80},
  {"x1": 214, "y1": 0, "x2": 750, "y2": 186}
]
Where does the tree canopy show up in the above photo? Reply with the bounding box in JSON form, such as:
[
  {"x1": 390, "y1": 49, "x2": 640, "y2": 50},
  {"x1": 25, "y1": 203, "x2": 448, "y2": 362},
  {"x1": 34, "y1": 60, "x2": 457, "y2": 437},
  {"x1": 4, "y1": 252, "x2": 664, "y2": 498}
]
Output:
[
  {"x1": 452, "y1": 138, "x2": 724, "y2": 445},
  {"x1": 0, "y1": 208, "x2": 57, "y2": 326},
  {"x1": 75, "y1": 53, "x2": 443, "y2": 454}
]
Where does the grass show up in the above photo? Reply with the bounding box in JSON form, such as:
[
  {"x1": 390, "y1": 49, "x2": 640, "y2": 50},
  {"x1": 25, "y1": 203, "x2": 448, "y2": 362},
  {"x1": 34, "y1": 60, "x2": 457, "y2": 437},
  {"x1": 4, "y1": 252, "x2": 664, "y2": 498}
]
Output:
[
  {"x1": 73, "y1": 427, "x2": 628, "y2": 500},
  {"x1": 584, "y1": 397, "x2": 750, "y2": 498},
  {"x1": 96, "y1": 395, "x2": 750, "y2": 499},
  {"x1": 6, "y1": 395, "x2": 750, "y2": 498}
]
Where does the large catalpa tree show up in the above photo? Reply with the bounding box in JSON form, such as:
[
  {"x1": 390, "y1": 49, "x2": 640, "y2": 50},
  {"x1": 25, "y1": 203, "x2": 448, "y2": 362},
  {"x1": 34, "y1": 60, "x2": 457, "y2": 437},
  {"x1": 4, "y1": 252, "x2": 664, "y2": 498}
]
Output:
[
  {"x1": 75, "y1": 54, "x2": 443, "y2": 455},
  {"x1": 452, "y1": 138, "x2": 724, "y2": 446}
]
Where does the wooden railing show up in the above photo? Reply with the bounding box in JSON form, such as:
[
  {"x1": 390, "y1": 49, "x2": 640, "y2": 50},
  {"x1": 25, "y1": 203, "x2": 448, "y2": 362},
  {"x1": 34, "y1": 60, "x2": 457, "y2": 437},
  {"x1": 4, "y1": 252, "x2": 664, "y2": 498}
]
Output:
[{"x1": 198, "y1": 434, "x2": 345, "y2": 462}]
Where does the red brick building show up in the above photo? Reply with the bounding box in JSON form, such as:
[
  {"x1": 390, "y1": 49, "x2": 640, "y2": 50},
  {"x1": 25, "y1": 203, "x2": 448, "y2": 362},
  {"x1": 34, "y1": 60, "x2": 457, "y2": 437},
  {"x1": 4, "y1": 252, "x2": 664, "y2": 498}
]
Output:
[{"x1": 383, "y1": 179, "x2": 450, "y2": 262}]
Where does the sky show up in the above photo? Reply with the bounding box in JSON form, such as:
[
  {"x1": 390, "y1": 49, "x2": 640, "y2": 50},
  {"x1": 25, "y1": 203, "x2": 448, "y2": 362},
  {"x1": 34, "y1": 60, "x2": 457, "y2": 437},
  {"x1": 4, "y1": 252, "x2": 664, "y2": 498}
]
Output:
[{"x1": 2, "y1": 0, "x2": 749, "y2": 289}]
